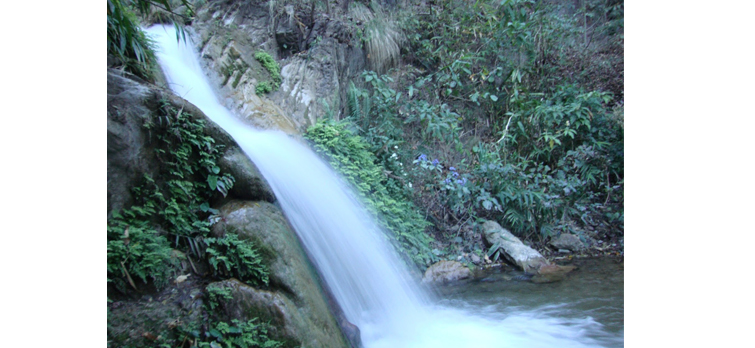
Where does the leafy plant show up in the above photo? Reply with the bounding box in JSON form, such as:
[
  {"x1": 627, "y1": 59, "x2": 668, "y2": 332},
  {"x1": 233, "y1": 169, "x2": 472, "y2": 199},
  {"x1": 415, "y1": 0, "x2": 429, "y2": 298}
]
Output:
[
  {"x1": 107, "y1": 0, "x2": 193, "y2": 80},
  {"x1": 254, "y1": 51, "x2": 281, "y2": 94},
  {"x1": 107, "y1": 212, "x2": 177, "y2": 293},
  {"x1": 205, "y1": 232, "x2": 269, "y2": 286},
  {"x1": 198, "y1": 319, "x2": 282, "y2": 348},
  {"x1": 206, "y1": 283, "x2": 234, "y2": 310}
]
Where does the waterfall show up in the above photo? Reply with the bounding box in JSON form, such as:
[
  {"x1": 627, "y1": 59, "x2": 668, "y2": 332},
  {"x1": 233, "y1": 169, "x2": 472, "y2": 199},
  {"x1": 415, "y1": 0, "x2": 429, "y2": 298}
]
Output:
[{"x1": 146, "y1": 25, "x2": 612, "y2": 348}]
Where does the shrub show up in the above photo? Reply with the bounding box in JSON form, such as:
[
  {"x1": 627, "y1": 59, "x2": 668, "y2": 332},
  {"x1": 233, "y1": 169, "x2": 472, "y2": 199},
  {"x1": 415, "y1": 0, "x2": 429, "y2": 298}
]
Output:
[
  {"x1": 305, "y1": 119, "x2": 437, "y2": 267},
  {"x1": 254, "y1": 51, "x2": 281, "y2": 94}
]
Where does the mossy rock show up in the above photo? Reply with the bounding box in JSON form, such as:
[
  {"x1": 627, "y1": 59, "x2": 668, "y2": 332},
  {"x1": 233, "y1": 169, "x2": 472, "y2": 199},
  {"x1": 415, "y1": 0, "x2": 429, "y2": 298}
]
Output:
[{"x1": 211, "y1": 200, "x2": 350, "y2": 348}]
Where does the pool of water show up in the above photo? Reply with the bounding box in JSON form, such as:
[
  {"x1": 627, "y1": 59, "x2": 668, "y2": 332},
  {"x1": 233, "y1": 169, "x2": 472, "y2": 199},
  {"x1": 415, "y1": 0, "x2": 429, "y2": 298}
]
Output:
[{"x1": 430, "y1": 257, "x2": 624, "y2": 347}]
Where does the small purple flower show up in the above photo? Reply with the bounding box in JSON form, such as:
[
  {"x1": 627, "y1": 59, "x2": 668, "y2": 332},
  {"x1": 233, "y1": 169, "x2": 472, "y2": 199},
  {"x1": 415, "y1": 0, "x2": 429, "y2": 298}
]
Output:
[
  {"x1": 456, "y1": 179, "x2": 464, "y2": 184},
  {"x1": 445, "y1": 179, "x2": 451, "y2": 184},
  {"x1": 452, "y1": 172, "x2": 459, "y2": 177},
  {"x1": 418, "y1": 154, "x2": 427, "y2": 161},
  {"x1": 449, "y1": 167, "x2": 456, "y2": 171},
  {"x1": 432, "y1": 159, "x2": 439, "y2": 166}
]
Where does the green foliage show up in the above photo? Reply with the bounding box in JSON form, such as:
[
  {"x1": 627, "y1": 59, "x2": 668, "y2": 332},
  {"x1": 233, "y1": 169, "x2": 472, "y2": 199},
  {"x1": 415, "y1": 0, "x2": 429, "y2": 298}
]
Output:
[
  {"x1": 255, "y1": 81, "x2": 273, "y2": 96},
  {"x1": 144, "y1": 102, "x2": 235, "y2": 246},
  {"x1": 306, "y1": 0, "x2": 625, "y2": 252},
  {"x1": 108, "y1": 100, "x2": 249, "y2": 293},
  {"x1": 206, "y1": 283, "x2": 234, "y2": 310},
  {"x1": 205, "y1": 232, "x2": 269, "y2": 286},
  {"x1": 254, "y1": 51, "x2": 281, "y2": 94},
  {"x1": 107, "y1": 213, "x2": 177, "y2": 292},
  {"x1": 197, "y1": 319, "x2": 282, "y2": 348},
  {"x1": 107, "y1": 0, "x2": 193, "y2": 80},
  {"x1": 305, "y1": 119, "x2": 437, "y2": 267}
]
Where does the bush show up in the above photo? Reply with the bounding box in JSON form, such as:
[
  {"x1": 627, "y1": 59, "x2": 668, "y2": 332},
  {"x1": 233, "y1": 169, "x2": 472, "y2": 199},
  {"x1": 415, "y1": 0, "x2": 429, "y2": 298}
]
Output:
[
  {"x1": 305, "y1": 119, "x2": 437, "y2": 268},
  {"x1": 254, "y1": 51, "x2": 281, "y2": 94}
]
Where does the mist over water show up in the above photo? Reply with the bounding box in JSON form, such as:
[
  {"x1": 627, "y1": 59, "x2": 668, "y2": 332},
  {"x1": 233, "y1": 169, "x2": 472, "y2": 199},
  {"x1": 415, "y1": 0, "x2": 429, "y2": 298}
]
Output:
[{"x1": 146, "y1": 25, "x2": 619, "y2": 348}]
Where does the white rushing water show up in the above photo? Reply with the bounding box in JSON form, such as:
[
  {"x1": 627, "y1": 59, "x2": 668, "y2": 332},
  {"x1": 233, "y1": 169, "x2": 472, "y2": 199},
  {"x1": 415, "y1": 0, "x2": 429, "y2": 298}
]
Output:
[{"x1": 146, "y1": 25, "x2": 614, "y2": 348}]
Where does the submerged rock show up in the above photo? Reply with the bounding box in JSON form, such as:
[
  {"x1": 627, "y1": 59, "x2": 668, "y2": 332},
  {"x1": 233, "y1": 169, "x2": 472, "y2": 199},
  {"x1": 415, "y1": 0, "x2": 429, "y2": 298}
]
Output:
[
  {"x1": 532, "y1": 264, "x2": 577, "y2": 284},
  {"x1": 422, "y1": 260, "x2": 472, "y2": 283}
]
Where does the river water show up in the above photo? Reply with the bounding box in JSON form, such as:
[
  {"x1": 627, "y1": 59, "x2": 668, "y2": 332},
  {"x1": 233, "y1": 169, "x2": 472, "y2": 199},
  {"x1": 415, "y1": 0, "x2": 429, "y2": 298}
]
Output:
[
  {"x1": 432, "y1": 258, "x2": 624, "y2": 347},
  {"x1": 145, "y1": 24, "x2": 624, "y2": 348}
]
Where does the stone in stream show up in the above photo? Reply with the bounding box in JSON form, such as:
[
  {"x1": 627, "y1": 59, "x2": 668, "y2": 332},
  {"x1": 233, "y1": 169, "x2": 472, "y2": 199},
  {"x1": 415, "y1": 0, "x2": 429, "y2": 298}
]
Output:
[
  {"x1": 481, "y1": 220, "x2": 549, "y2": 274},
  {"x1": 422, "y1": 260, "x2": 472, "y2": 283},
  {"x1": 532, "y1": 264, "x2": 578, "y2": 284}
]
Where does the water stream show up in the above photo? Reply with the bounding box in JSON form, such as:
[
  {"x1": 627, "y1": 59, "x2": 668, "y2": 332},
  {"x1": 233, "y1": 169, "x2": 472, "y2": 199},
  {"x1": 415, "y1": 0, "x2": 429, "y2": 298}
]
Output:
[{"x1": 146, "y1": 25, "x2": 623, "y2": 348}]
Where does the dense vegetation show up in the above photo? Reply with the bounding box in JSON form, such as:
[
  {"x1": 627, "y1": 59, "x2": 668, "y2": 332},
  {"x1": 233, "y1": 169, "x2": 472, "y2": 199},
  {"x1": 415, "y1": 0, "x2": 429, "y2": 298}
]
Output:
[
  {"x1": 107, "y1": 100, "x2": 266, "y2": 294},
  {"x1": 106, "y1": 100, "x2": 280, "y2": 347},
  {"x1": 306, "y1": 0, "x2": 623, "y2": 265}
]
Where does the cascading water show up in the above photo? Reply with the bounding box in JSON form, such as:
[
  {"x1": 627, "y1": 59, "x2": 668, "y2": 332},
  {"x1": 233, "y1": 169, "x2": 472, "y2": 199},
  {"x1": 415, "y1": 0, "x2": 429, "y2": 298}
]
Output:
[{"x1": 146, "y1": 25, "x2": 618, "y2": 348}]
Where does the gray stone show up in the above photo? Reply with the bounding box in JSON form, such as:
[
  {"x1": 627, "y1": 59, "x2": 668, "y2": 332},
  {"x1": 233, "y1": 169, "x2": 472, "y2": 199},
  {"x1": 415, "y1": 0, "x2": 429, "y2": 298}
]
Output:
[
  {"x1": 421, "y1": 260, "x2": 472, "y2": 283},
  {"x1": 550, "y1": 233, "x2": 585, "y2": 251},
  {"x1": 469, "y1": 253, "x2": 481, "y2": 265},
  {"x1": 481, "y1": 220, "x2": 549, "y2": 274}
]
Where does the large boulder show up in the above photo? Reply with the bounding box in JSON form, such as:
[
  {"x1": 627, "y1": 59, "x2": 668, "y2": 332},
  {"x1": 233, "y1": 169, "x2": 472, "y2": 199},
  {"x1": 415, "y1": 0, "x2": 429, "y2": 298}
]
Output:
[
  {"x1": 212, "y1": 200, "x2": 351, "y2": 348},
  {"x1": 422, "y1": 260, "x2": 472, "y2": 283},
  {"x1": 481, "y1": 220, "x2": 549, "y2": 274}
]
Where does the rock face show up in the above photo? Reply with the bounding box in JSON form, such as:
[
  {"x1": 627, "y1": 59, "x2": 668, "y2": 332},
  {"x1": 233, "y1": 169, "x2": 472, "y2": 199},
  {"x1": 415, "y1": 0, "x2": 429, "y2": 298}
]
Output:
[
  {"x1": 422, "y1": 260, "x2": 472, "y2": 283},
  {"x1": 107, "y1": 69, "x2": 274, "y2": 218},
  {"x1": 188, "y1": 0, "x2": 368, "y2": 133},
  {"x1": 549, "y1": 233, "x2": 585, "y2": 251},
  {"x1": 481, "y1": 220, "x2": 549, "y2": 274},
  {"x1": 212, "y1": 200, "x2": 351, "y2": 348}
]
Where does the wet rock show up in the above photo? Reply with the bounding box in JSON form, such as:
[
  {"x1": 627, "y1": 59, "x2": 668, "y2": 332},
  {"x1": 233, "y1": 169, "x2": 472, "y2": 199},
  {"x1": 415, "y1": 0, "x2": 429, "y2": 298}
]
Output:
[
  {"x1": 550, "y1": 233, "x2": 585, "y2": 252},
  {"x1": 213, "y1": 200, "x2": 350, "y2": 348},
  {"x1": 481, "y1": 220, "x2": 549, "y2": 274},
  {"x1": 210, "y1": 279, "x2": 303, "y2": 343},
  {"x1": 422, "y1": 260, "x2": 472, "y2": 283},
  {"x1": 218, "y1": 147, "x2": 275, "y2": 202}
]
